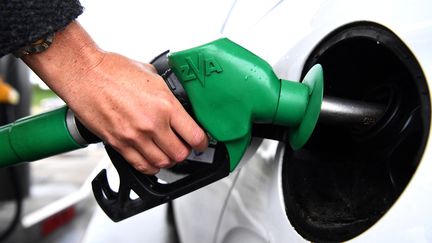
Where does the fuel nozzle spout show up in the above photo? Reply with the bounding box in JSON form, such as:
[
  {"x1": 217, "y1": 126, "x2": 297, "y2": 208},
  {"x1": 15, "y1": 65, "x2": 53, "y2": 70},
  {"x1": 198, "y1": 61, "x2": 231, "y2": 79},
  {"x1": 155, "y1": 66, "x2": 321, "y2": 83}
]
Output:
[
  {"x1": 274, "y1": 64, "x2": 324, "y2": 150},
  {"x1": 274, "y1": 65, "x2": 387, "y2": 149},
  {"x1": 319, "y1": 96, "x2": 386, "y2": 128}
]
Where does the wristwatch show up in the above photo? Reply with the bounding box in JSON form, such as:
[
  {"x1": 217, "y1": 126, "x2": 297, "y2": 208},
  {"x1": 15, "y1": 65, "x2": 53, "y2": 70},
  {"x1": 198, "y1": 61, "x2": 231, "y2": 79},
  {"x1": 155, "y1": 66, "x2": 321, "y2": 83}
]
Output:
[{"x1": 13, "y1": 33, "x2": 55, "y2": 58}]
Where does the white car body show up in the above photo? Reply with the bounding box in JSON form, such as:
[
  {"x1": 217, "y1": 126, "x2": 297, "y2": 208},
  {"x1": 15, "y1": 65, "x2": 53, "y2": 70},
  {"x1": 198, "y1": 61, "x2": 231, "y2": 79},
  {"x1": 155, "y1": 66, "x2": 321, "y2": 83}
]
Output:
[{"x1": 173, "y1": 0, "x2": 432, "y2": 242}]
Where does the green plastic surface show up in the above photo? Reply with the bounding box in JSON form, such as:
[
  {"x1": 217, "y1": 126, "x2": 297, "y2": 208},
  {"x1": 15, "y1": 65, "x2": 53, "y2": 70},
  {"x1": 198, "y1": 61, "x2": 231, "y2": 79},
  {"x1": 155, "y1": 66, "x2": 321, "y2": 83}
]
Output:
[
  {"x1": 288, "y1": 64, "x2": 324, "y2": 150},
  {"x1": 0, "y1": 106, "x2": 83, "y2": 167},
  {"x1": 169, "y1": 38, "x2": 323, "y2": 171}
]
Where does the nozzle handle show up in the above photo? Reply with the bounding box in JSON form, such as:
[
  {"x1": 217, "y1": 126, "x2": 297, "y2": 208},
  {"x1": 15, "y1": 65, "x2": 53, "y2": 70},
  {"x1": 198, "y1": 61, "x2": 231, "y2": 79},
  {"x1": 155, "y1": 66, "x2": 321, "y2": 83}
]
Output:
[
  {"x1": 91, "y1": 50, "x2": 231, "y2": 222},
  {"x1": 92, "y1": 143, "x2": 229, "y2": 222}
]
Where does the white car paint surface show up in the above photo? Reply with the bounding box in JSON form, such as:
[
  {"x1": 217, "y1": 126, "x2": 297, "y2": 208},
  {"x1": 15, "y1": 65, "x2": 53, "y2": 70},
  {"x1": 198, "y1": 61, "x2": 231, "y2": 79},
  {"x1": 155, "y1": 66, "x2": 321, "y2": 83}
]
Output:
[
  {"x1": 79, "y1": 1, "x2": 431, "y2": 242},
  {"x1": 174, "y1": 0, "x2": 432, "y2": 243}
]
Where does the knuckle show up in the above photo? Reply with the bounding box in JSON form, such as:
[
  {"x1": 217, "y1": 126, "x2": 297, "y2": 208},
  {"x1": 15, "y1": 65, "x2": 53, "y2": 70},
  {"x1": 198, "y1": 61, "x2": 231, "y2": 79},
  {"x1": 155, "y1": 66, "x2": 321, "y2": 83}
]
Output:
[
  {"x1": 190, "y1": 130, "x2": 206, "y2": 147},
  {"x1": 174, "y1": 147, "x2": 191, "y2": 162},
  {"x1": 134, "y1": 163, "x2": 159, "y2": 175},
  {"x1": 139, "y1": 119, "x2": 157, "y2": 134},
  {"x1": 155, "y1": 158, "x2": 172, "y2": 168},
  {"x1": 105, "y1": 136, "x2": 123, "y2": 152},
  {"x1": 148, "y1": 167, "x2": 160, "y2": 175},
  {"x1": 123, "y1": 156, "x2": 150, "y2": 174},
  {"x1": 119, "y1": 128, "x2": 139, "y2": 143},
  {"x1": 157, "y1": 97, "x2": 175, "y2": 114}
]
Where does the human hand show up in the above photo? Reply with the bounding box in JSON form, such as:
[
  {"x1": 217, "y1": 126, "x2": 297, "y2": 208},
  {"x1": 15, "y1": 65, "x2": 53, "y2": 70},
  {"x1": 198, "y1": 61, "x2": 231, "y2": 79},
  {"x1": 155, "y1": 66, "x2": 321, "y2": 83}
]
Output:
[
  {"x1": 72, "y1": 53, "x2": 208, "y2": 174},
  {"x1": 23, "y1": 21, "x2": 208, "y2": 174}
]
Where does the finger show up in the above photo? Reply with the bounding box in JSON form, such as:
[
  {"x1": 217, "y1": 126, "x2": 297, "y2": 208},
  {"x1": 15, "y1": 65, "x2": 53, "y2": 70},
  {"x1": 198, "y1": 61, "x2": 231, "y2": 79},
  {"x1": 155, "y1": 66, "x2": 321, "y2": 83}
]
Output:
[
  {"x1": 170, "y1": 108, "x2": 208, "y2": 152},
  {"x1": 118, "y1": 146, "x2": 160, "y2": 175},
  {"x1": 133, "y1": 138, "x2": 174, "y2": 169},
  {"x1": 153, "y1": 128, "x2": 191, "y2": 162}
]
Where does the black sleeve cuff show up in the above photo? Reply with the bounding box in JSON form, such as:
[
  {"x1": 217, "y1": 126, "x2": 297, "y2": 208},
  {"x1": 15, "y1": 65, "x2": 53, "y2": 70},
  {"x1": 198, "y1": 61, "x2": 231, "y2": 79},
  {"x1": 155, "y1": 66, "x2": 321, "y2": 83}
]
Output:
[{"x1": 0, "y1": 0, "x2": 84, "y2": 57}]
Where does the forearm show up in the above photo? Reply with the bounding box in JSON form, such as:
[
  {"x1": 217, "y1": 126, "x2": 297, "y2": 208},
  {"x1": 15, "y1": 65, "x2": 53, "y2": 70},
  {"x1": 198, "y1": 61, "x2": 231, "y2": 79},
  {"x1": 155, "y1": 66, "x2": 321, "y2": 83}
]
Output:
[{"x1": 22, "y1": 21, "x2": 105, "y2": 106}]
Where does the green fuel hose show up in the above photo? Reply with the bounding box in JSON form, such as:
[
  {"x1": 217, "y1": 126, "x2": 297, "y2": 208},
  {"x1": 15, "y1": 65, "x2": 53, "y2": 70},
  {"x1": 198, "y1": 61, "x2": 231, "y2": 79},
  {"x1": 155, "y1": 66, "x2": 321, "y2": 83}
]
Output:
[{"x1": 0, "y1": 106, "x2": 86, "y2": 167}]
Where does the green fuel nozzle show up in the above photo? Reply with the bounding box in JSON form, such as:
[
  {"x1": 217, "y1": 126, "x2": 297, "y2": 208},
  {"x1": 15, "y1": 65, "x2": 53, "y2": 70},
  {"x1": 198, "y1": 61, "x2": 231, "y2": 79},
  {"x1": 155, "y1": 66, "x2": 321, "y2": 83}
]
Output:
[
  {"x1": 0, "y1": 38, "x2": 324, "y2": 222},
  {"x1": 168, "y1": 38, "x2": 323, "y2": 170},
  {"x1": 0, "y1": 38, "x2": 323, "y2": 171}
]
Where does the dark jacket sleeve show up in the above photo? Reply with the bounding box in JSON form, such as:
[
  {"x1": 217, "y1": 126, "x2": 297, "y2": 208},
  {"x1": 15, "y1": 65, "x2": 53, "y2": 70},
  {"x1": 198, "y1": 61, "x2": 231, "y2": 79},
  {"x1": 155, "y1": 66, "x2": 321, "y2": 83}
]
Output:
[{"x1": 0, "y1": 0, "x2": 84, "y2": 57}]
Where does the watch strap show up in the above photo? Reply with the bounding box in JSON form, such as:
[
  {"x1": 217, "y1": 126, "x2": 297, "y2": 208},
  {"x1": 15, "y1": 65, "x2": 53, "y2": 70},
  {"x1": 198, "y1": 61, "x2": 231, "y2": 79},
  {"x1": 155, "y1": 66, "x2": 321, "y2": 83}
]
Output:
[{"x1": 13, "y1": 33, "x2": 55, "y2": 58}]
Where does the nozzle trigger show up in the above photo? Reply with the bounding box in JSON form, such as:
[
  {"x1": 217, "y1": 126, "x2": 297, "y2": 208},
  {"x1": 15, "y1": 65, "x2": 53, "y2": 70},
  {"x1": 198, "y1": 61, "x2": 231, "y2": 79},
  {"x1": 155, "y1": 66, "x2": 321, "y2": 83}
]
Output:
[{"x1": 92, "y1": 143, "x2": 229, "y2": 222}]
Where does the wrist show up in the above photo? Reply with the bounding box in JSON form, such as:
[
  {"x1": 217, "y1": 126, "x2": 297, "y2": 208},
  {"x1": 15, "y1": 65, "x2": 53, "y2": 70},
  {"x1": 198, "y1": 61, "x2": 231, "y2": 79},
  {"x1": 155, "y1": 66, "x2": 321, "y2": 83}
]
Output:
[{"x1": 22, "y1": 21, "x2": 105, "y2": 103}]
